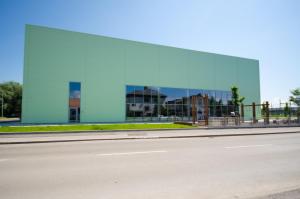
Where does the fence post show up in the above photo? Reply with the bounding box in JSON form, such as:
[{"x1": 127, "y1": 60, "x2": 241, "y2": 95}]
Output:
[
  {"x1": 266, "y1": 101, "x2": 269, "y2": 124},
  {"x1": 297, "y1": 107, "x2": 300, "y2": 124},
  {"x1": 298, "y1": 111, "x2": 300, "y2": 124},
  {"x1": 192, "y1": 96, "x2": 196, "y2": 124},
  {"x1": 204, "y1": 95, "x2": 209, "y2": 126},
  {"x1": 262, "y1": 103, "x2": 266, "y2": 124},
  {"x1": 241, "y1": 103, "x2": 244, "y2": 123},
  {"x1": 252, "y1": 102, "x2": 256, "y2": 124},
  {"x1": 235, "y1": 105, "x2": 240, "y2": 126}
]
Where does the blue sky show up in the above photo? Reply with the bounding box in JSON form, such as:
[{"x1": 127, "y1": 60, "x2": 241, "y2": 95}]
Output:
[{"x1": 0, "y1": 0, "x2": 299, "y2": 106}]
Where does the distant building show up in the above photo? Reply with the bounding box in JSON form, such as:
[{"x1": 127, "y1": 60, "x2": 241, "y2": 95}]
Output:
[{"x1": 269, "y1": 107, "x2": 298, "y2": 116}]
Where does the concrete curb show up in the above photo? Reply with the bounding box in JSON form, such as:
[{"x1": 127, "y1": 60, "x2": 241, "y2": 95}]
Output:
[
  {"x1": 0, "y1": 127, "x2": 200, "y2": 135},
  {"x1": 1, "y1": 130, "x2": 300, "y2": 145},
  {"x1": 207, "y1": 124, "x2": 300, "y2": 129},
  {"x1": 1, "y1": 124, "x2": 299, "y2": 136}
]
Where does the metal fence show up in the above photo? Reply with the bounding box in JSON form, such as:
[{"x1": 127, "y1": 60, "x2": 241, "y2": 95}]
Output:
[{"x1": 193, "y1": 101, "x2": 300, "y2": 127}]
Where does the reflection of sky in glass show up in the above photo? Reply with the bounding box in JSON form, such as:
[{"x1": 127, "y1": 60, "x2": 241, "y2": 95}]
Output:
[
  {"x1": 69, "y1": 82, "x2": 81, "y2": 99},
  {"x1": 215, "y1": 91, "x2": 222, "y2": 100},
  {"x1": 133, "y1": 86, "x2": 144, "y2": 93},
  {"x1": 209, "y1": 90, "x2": 216, "y2": 99},
  {"x1": 189, "y1": 89, "x2": 203, "y2": 97},
  {"x1": 202, "y1": 90, "x2": 209, "y2": 95},
  {"x1": 70, "y1": 90, "x2": 81, "y2": 98},
  {"x1": 160, "y1": 87, "x2": 187, "y2": 102},
  {"x1": 126, "y1": 85, "x2": 134, "y2": 93},
  {"x1": 126, "y1": 85, "x2": 232, "y2": 105}
]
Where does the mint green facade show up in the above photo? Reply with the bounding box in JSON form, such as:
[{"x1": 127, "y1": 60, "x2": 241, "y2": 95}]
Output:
[{"x1": 22, "y1": 25, "x2": 260, "y2": 123}]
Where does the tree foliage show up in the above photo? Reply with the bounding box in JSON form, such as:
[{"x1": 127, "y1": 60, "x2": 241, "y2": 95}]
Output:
[
  {"x1": 261, "y1": 101, "x2": 267, "y2": 116},
  {"x1": 283, "y1": 102, "x2": 291, "y2": 117},
  {"x1": 231, "y1": 86, "x2": 245, "y2": 107},
  {"x1": 289, "y1": 88, "x2": 300, "y2": 106},
  {"x1": 289, "y1": 88, "x2": 300, "y2": 119},
  {"x1": 0, "y1": 81, "x2": 22, "y2": 117},
  {"x1": 231, "y1": 86, "x2": 245, "y2": 114}
]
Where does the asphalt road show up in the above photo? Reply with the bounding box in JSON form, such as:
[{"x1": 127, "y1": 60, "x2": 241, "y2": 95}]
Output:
[{"x1": 1, "y1": 133, "x2": 300, "y2": 199}]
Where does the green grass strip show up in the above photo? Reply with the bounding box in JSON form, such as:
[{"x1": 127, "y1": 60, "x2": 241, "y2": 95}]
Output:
[{"x1": 0, "y1": 123, "x2": 194, "y2": 133}]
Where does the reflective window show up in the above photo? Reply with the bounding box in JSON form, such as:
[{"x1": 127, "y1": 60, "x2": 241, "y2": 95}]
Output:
[
  {"x1": 159, "y1": 104, "x2": 168, "y2": 117},
  {"x1": 143, "y1": 86, "x2": 151, "y2": 104},
  {"x1": 69, "y1": 82, "x2": 81, "y2": 122},
  {"x1": 151, "y1": 87, "x2": 159, "y2": 104},
  {"x1": 183, "y1": 105, "x2": 189, "y2": 120},
  {"x1": 152, "y1": 104, "x2": 159, "y2": 118},
  {"x1": 134, "y1": 86, "x2": 144, "y2": 103},
  {"x1": 222, "y1": 91, "x2": 229, "y2": 105},
  {"x1": 126, "y1": 86, "x2": 134, "y2": 103},
  {"x1": 228, "y1": 92, "x2": 233, "y2": 105},
  {"x1": 167, "y1": 104, "x2": 175, "y2": 117},
  {"x1": 202, "y1": 90, "x2": 210, "y2": 98},
  {"x1": 69, "y1": 82, "x2": 81, "y2": 99},
  {"x1": 215, "y1": 91, "x2": 223, "y2": 105},
  {"x1": 176, "y1": 105, "x2": 183, "y2": 117},
  {"x1": 222, "y1": 105, "x2": 228, "y2": 116},
  {"x1": 126, "y1": 85, "x2": 232, "y2": 121},
  {"x1": 160, "y1": 87, "x2": 187, "y2": 105},
  {"x1": 189, "y1": 89, "x2": 203, "y2": 97},
  {"x1": 215, "y1": 105, "x2": 222, "y2": 117},
  {"x1": 208, "y1": 90, "x2": 216, "y2": 100}
]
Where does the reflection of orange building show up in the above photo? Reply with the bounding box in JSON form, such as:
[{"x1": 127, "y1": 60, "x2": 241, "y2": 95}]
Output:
[{"x1": 69, "y1": 99, "x2": 80, "y2": 107}]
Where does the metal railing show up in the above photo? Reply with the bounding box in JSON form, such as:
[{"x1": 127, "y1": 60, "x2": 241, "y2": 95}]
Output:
[{"x1": 194, "y1": 102, "x2": 300, "y2": 128}]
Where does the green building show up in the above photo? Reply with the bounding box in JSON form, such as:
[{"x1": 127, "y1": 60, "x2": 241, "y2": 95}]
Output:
[{"x1": 22, "y1": 25, "x2": 260, "y2": 123}]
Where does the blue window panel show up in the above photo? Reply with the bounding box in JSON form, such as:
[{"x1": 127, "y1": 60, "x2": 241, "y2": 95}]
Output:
[
  {"x1": 126, "y1": 85, "x2": 135, "y2": 103},
  {"x1": 69, "y1": 82, "x2": 81, "y2": 99},
  {"x1": 160, "y1": 87, "x2": 187, "y2": 105},
  {"x1": 189, "y1": 89, "x2": 203, "y2": 97},
  {"x1": 134, "y1": 86, "x2": 144, "y2": 103}
]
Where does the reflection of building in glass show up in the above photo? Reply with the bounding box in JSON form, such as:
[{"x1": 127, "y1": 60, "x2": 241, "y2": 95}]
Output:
[
  {"x1": 269, "y1": 107, "x2": 298, "y2": 116},
  {"x1": 126, "y1": 87, "x2": 166, "y2": 118},
  {"x1": 22, "y1": 25, "x2": 260, "y2": 123},
  {"x1": 126, "y1": 85, "x2": 234, "y2": 121}
]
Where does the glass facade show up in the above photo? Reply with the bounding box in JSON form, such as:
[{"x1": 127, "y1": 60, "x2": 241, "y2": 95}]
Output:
[
  {"x1": 69, "y1": 82, "x2": 81, "y2": 122},
  {"x1": 126, "y1": 85, "x2": 233, "y2": 121}
]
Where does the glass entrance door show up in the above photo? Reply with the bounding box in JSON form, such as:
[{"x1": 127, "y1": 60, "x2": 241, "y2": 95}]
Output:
[{"x1": 69, "y1": 107, "x2": 79, "y2": 122}]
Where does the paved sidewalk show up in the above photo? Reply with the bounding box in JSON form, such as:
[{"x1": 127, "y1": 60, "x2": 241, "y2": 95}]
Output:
[{"x1": 1, "y1": 127, "x2": 300, "y2": 144}]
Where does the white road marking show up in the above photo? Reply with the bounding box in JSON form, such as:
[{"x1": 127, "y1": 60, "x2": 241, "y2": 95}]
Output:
[
  {"x1": 96, "y1": 150, "x2": 167, "y2": 156},
  {"x1": 0, "y1": 159, "x2": 9, "y2": 162},
  {"x1": 224, "y1": 144, "x2": 272, "y2": 149}
]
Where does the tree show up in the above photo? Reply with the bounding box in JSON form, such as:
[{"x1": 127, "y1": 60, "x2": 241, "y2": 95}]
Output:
[
  {"x1": 261, "y1": 101, "x2": 267, "y2": 116},
  {"x1": 0, "y1": 81, "x2": 22, "y2": 117},
  {"x1": 289, "y1": 88, "x2": 300, "y2": 121},
  {"x1": 231, "y1": 86, "x2": 245, "y2": 113},
  {"x1": 283, "y1": 102, "x2": 291, "y2": 117}
]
